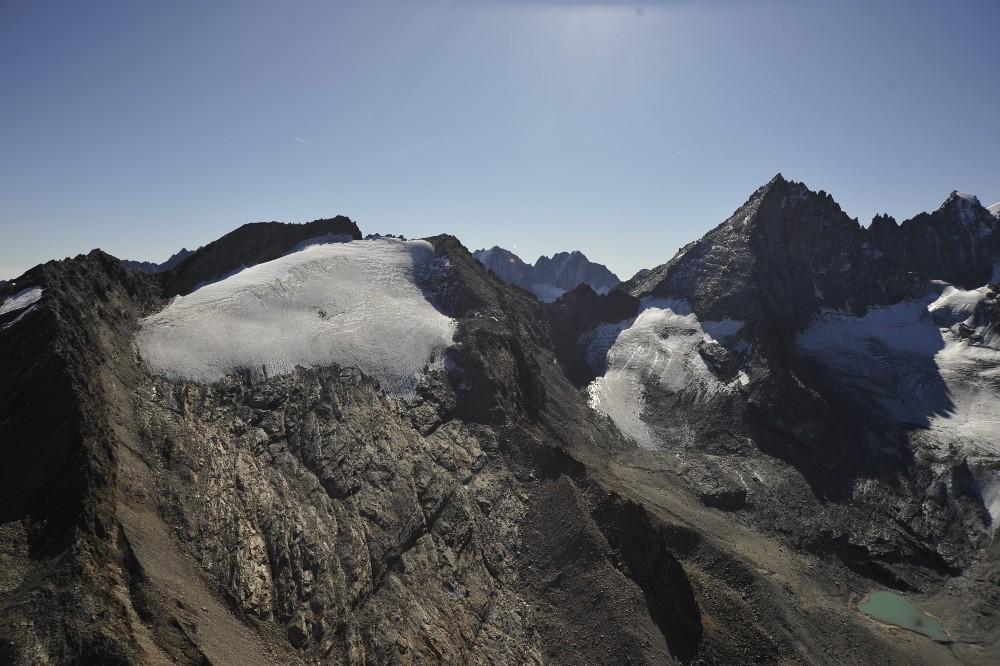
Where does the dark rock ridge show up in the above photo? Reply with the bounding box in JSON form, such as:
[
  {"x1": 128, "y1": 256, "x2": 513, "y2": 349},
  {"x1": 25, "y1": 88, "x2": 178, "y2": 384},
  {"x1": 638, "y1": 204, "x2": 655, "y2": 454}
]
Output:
[
  {"x1": 473, "y1": 246, "x2": 620, "y2": 302},
  {"x1": 162, "y1": 216, "x2": 362, "y2": 295},
  {"x1": 121, "y1": 248, "x2": 195, "y2": 274}
]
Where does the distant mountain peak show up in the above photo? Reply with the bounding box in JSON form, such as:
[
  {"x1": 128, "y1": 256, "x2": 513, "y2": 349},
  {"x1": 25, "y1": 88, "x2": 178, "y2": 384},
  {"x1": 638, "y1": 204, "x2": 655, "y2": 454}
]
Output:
[
  {"x1": 937, "y1": 191, "x2": 993, "y2": 220},
  {"x1": 121, "y1": 247, "x2": 195, "y2": 274},
  {"x1": 473, "y1": 246, "x2": 620, "y2": 302},
  {"x1": 947, "y1": 191, "x2": 982, "y2": 206}
]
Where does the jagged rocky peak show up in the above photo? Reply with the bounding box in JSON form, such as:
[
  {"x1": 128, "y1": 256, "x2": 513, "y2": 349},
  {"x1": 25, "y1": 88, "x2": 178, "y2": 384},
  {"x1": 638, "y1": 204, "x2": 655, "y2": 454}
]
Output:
[
  {"x1": 473, "y1": 245, "x2": 620, "y2": 302},
  {"x1": 895, "y1": 189, "x2": 999, "y2": 288},
  {"x1": 869, "y1": 212, "x2": 898, "y2": 231},
  {"x1": 472, "y1": 245, "x2": 531, "y2": 285},
  {"x1": 624, "y1": 173, "x2": 867, "y2": 328},
  {"x1": 531, "y1": 250, "x2": 620, "y2": 295},
  {"x1": 625, "y1": 175, "x2": 999, "y2": 333},
  {"x1": 934, "y1": 190, "x2": 994, "y2": 225}
]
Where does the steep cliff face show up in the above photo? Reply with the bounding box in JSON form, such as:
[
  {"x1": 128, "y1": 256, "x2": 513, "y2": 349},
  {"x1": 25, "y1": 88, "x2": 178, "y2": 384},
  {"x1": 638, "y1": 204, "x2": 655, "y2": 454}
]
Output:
[{"x1": 0, "y1": 252, "x2": 161, "y2": 664}]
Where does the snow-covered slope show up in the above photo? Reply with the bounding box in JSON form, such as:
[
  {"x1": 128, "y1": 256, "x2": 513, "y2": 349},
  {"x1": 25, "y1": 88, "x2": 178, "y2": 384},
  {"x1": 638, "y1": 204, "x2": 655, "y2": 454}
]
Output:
[
  {"x1": 586, "y1": 298, "x2": 745, "y2": 447},
  {"x1": 0, "y1": 287, "x2": 43, "y2": 316},
  {"x1": 137, "y1": 239, "x2": 455, "y2": 396},
  {"x1": 0, "y1": 286, "x2": 44, "y2": 329},
  {"x1": 796, "y1": 282, "x2": 1000, "y2": 526},
  {"x1": 796, "y1": 283, "x2": 998, "y2": 445},
  {"x1": 989, "y1": 202, "x2": 1000, "y2": 218}
]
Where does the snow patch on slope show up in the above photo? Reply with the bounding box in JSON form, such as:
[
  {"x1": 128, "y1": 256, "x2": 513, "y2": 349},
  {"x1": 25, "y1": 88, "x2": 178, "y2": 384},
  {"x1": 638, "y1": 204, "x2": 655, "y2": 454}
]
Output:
[
  {"x1": 928, "y1": 285, "x2": 986, "y2": 326},
  {"x1": 137, "y1": 239, "x2": 455, "y2": 396},
  {"x1": 978, "y1": 473, "x2": 1000, "y2": 532},
  {"x1": 586, "y1": 299, "x2": 745, "y2": 447},
  {"x1": 0, "y1": 287, "x2": 43, "y2": 316},
  {"x1": 796, "y1": 283, "x2": 1000, "y2": 528}
]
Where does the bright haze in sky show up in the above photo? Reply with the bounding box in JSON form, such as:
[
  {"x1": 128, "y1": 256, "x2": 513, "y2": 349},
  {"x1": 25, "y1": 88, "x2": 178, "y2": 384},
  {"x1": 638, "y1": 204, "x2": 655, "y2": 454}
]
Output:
[{"x1": 1, "y1": 0, "x2": 998, "y2": 280}]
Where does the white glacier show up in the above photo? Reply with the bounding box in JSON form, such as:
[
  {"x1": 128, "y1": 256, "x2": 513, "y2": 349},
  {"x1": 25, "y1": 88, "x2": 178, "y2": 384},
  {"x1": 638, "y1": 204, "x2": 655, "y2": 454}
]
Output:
[
  {"x1": 586, "y1": 299, "x2": 744, "y2": 448},
  {"x1": 137, "y1": 239, "x2": 456, "y2": 397}
]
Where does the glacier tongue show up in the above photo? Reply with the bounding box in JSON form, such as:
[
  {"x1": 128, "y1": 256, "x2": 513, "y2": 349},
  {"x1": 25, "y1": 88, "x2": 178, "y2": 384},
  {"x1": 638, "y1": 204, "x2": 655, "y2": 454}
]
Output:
[
  {"x1": 586, "y1": 299, "x2": 745, "y2": 448},
  {"x1": 137, "y1": 239, "x2": 456, "y2": 396}
]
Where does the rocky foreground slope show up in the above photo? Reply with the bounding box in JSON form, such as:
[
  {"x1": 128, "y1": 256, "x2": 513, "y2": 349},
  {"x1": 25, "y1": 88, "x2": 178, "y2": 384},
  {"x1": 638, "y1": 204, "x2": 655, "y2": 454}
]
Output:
[{"x1": 1, "y1": 185, "x2": 998, "y2": 665}]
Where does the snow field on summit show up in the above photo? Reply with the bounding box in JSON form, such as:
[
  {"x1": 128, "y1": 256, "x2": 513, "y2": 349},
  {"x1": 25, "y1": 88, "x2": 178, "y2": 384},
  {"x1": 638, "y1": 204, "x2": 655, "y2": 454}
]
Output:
[{"x1": 137, "y1": 239, "x2": 456, "y2": 396}]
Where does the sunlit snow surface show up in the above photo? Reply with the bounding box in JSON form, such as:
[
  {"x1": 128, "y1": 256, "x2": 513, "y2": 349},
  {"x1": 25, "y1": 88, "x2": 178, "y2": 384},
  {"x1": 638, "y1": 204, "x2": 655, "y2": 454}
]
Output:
[
  {"x1": 796, "y1": 283, "x2": 1000, "y2": 528},
  {"x1": 137, "y1": 239, "x2": 455, "y2": 396},
  {"x1": 586, "y1": 298, "x2": 744, "y2": 447},
  {"x1": 0, "y1": 287, "x2": 44, "y2": 316}
]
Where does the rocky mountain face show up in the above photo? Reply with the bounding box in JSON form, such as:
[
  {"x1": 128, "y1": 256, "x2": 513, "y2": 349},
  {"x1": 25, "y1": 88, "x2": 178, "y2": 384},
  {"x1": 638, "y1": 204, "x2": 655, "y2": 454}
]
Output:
[
  {"x1": 473, "y1": 247, "x2": 620, "y2": 302},
  {"x1": 121, "y1": 248, "x2": 195, "y2": 274},
  {"x1": 1, "y1": 184, "x2": 998, "y2": 665},
  {"x1": 568, "y1": 175, "x2": 1000, "y2": 661},
  {"x1": 471, "y1": 246, "x2": 531, "y2": 285}
]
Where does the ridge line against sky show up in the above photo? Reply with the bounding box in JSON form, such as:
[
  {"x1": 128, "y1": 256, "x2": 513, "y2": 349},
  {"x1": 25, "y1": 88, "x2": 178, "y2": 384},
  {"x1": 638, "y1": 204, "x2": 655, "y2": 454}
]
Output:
[{"x1": 1, "y1": 0, "x2": 998, "y2": 280}]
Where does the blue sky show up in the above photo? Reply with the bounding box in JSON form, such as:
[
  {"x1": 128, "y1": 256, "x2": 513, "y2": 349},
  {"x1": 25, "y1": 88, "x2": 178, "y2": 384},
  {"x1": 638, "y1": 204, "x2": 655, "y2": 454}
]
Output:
[{"x1": 1, "y1": 0, "x2": 998, "y2": 280}]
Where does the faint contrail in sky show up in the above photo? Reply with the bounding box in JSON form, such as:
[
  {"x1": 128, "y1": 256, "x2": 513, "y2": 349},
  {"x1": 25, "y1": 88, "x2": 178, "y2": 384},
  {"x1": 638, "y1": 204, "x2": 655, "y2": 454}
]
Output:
[{"x1": 294, "y1": 137, "x2": 312, "y2": 145}]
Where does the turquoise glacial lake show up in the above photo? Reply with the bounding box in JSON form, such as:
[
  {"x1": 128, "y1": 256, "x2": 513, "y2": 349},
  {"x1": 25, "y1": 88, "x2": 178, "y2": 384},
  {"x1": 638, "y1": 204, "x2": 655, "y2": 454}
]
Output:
[{"x1": 858, "y1": 591, "x2": 949, "y2": 642}]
